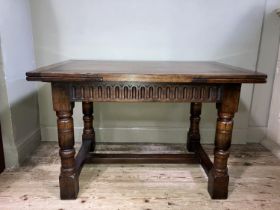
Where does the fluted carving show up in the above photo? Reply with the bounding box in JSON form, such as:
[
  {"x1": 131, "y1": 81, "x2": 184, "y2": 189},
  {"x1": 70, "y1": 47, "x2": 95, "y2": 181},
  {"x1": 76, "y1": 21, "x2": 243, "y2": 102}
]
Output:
[{"x1": 70, "y1": 82, "x2": 222, "y2": 102}]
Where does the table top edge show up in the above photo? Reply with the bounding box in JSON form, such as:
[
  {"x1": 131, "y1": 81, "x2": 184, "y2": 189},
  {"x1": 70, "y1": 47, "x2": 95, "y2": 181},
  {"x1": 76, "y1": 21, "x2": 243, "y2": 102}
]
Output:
[{"x1": 26, "y1": 60, "x2": 267, "y2": 84}]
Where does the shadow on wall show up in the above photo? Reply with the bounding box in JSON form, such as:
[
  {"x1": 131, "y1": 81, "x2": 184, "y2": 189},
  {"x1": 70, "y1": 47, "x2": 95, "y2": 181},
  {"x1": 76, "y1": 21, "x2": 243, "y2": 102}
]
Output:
[
  {"x1": 9, "y1": 90, "x2": 41, "y2": 165},
  {"x1": 0, "y1": 39, "x2": 41, "y2": 167},
  {"x1": 0, "y1": 83, "x2": 41, "y2": 167},
  {"x1": 0, "y1": 40, "x2": 18, "y2": 167}
]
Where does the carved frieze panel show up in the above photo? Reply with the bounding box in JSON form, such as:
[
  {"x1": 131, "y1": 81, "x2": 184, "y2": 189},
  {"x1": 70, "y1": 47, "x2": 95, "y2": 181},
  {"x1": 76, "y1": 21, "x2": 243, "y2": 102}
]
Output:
[{"x1": 68, "y1": 82, "x2": 222, "y2": 102}]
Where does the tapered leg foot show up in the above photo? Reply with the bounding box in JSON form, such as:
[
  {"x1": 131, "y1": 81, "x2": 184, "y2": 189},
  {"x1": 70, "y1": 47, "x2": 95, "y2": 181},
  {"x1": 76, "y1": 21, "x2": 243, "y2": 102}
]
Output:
[
  {"x1": 59, "y1": 174, "x2": 79, "y2": 199},
  {"x1": 208, "y1": 169, "x2": 229, "y2": 199}
]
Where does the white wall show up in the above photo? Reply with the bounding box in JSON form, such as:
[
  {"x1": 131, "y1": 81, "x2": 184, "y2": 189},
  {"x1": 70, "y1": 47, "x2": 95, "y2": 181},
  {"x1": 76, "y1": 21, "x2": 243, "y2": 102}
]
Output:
[
  {"x1": 0, "y1": 0, "x2": 40, "y2": 167},
  {"x1": 261, "y1": 11, "x2": 280, "y2": 158},
  {"x1": 249, "y1": 0, "x2": 280, "y2": 142},
  {"x1": 29, "y1": 0, "x2": 275, "y2": 144}
]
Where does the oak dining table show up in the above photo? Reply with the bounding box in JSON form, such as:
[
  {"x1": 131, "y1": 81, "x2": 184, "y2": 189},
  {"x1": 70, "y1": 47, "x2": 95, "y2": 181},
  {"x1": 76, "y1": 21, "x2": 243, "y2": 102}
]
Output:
[{"x1": 26, "y1": 60, "x2": 267, "y2": 200}]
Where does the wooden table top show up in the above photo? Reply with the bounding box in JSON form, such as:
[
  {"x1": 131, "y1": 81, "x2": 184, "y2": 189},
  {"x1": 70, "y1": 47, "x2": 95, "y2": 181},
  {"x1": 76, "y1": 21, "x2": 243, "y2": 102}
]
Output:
[{"x1": 26, "y1": 60, "x2": 267, "y2": 83}]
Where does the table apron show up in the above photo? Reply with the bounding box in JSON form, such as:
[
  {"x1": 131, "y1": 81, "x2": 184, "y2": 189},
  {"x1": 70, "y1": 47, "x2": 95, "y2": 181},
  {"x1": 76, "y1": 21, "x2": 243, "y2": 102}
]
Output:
[{"x1": 53, "y1": 82, "x2": 226, "y2": 103}]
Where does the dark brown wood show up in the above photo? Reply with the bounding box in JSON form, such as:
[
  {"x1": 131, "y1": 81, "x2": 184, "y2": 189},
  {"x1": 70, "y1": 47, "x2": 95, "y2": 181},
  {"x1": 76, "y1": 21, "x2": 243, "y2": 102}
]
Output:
[
  {"x1": 82, "y1": 102, "x2": 95, "y2": 151},
  {"x1": 26, "y1": 60, "x2": 267, "y2": 83},
  {"x1": 70, "y1": 82, "x2": 222, "y2": 102},
  {"x1": 85, "y1": 153, "x2": 199, "y2": 164},
  {"x1": 75, "y1": 139, "x2": 91, "y2": 176},
  {"x1": 187, "y1": 102, "x2": 202, "y2": 152},
  {"x1": 0, "y1": 124, "x2": 5, "y2": 173},
  {"x1": 26, "y1": 60, "x2": 267, "y2": 200},
  {"x1": 195, "y1": 144, "x2": 213, "y2": 175},
  {"x1": 208, "y1": 84, "x2": 241, "y2": 199},
  {"x1": 52, "y1": 83, "x2": 79, "y2": 200}
]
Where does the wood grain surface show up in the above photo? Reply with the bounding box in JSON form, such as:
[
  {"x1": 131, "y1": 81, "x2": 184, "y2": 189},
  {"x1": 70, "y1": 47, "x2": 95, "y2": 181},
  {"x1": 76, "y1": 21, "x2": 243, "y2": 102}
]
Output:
[{"x1": 26, "y1": 60, "x2": 267, "y2": 83}]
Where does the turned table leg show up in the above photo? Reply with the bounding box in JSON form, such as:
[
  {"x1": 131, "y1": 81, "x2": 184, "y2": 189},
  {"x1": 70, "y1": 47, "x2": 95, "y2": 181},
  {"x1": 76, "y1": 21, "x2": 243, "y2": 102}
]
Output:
[
  {"x1": 52, "y1": 84, "x2": 79, "y2": 199},
  {"x1": 187, "y1": 102, "x2": 202, "y2": 152},
  {"x1": 82, "y1": 102, "x2": 95, "y2": 151},
  {"x1": 208, "y1": 85, "x2": 240, "y2": 199}
]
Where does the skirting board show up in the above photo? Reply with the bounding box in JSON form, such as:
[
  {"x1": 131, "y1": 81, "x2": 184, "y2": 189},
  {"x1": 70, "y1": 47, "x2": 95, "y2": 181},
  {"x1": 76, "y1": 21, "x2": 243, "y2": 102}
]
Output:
[
  {"x1": 41, "y1": 126, "x2": 267, "y2": 144},
  {"x1": 261, "y1": 138, "x2": 280, "y2": 159},
  {"x1": 16, "y1": 128, "x2": 41, "y2": 165}
]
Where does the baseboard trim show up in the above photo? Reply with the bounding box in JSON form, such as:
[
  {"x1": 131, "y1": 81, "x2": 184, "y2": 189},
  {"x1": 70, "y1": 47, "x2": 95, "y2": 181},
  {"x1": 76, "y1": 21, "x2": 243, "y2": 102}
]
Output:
[
  {"x1": 40, "y1": 126, "x2": 265, "y2": 144},
  {"x1": 16, "y1": 128, "x2": 41, "y2": 165},
  {"x1": 261, "y1": 138, "x2": 280, "y2": 159}
]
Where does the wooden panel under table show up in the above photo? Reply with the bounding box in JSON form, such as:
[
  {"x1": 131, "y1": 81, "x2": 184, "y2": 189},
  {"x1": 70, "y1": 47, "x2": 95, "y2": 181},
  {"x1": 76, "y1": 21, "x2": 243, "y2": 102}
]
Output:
[{"x1": 65, "y1": 82, "x2": 223, "y2": 102}]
